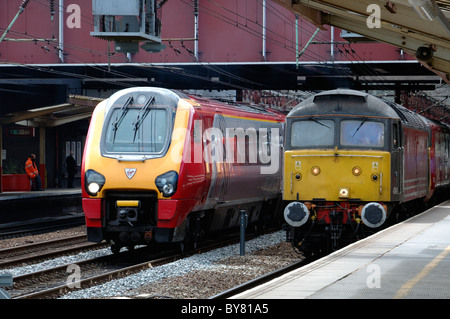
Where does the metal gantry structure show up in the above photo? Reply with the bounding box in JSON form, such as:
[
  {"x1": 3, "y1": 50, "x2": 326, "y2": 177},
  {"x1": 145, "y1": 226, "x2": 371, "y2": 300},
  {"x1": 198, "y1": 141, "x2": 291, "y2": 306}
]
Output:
[{"x1": 273, "y1": 0, "x2": 450, "y2": 84}]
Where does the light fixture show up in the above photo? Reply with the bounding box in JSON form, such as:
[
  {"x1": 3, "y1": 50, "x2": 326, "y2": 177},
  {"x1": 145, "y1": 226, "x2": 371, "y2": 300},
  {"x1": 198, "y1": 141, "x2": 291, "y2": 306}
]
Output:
[
  {"x1": 84, "y1": 169, "x2": 106, "y2": 196},
  {"x1": 352, "y1": 166, "x2": 362, "y2": 176},
  {"x1": 339, "y1": 187, "x2": 350, "y2": 198},
  {"x1": 136, "y1": 94, "x2": 147, "y2": 105},
  {"x1": 311, "y1": 166, "x2": 321, "y2": 176},
  {"x1": 155, "y1": 171, "x2": 178, "y2": 197},
  {"x1": 408, "y1": 0, "x2": 437, "y2": 21}
]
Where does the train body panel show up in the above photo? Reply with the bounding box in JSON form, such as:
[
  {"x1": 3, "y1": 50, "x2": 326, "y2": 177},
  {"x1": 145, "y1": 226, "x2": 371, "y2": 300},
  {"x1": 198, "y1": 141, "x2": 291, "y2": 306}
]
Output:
[
  {"x1": 284, "y1": 149, "x2": 391, "y2": 203},
  {"x1": 401, "y1": 126, "x2": 429, "y2": 202},
  {"x1": 82, "y1": 87, "x2": 285, "y2": 251},
  {"x1": 422, "y1": 118, "x2": 450, "y2": 200}
]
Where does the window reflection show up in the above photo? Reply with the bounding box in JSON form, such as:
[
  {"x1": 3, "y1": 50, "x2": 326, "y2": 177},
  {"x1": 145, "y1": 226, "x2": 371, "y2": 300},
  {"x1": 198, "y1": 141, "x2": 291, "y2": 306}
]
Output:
[
  {"x1": 105, "y1": 108, "x2": 168, "y2": 153},
  {"x1": 340, "y1": 120, "x2": 384, "y2": 147},
  {"x1": 291, "y1": 119, "x2": 334, "y2": 147}
]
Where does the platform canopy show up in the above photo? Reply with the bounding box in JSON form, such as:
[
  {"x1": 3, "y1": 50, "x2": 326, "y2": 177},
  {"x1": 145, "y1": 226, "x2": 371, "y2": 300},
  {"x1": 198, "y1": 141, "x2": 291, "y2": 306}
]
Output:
[
  {"x1": 0, "y1": 95, "x2": 103, "y2": 127},
  {"x1": 273, "y1": 0, "x2": 450, "y2": 84}
]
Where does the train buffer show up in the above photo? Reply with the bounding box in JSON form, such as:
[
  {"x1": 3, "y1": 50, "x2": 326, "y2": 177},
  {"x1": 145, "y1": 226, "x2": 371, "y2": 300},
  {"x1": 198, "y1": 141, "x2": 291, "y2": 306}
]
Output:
[{"x1": 0, "y1": 273, "x2": 13, "y2": 299}]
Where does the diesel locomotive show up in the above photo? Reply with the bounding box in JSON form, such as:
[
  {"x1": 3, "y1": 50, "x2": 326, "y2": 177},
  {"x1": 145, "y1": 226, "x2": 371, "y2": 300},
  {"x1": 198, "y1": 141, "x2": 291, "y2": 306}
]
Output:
[
  {"x1": 81, "y1": 87, "x2": 285, "y2": 253},
  {"x1": 283, "y1": 89, "x2": 450, "y2": 253}
]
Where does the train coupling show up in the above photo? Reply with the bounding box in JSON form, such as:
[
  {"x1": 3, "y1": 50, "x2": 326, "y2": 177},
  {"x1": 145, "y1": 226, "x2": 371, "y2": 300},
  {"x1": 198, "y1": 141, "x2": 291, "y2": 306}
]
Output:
[{"x1": 115, "y1": 200, "x2": 141, "y2": 225}]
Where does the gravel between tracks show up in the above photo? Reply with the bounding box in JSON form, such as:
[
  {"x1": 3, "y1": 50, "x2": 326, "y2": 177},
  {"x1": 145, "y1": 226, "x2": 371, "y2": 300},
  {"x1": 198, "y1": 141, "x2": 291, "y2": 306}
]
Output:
[
  {"x1": 0, "y1": 226, "x2": 302, "y2": 299},
  {"x1": 61, "y1": 231, "x2": 301, "y2": 299}
]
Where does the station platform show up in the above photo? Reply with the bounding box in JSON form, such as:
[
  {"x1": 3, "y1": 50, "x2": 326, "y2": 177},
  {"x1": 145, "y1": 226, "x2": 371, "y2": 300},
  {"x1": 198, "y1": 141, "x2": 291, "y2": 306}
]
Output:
[
  {"x1": 233, "y1": 200, "x2": 450, "y2": 299},
  {"x1": 0, "y1": 188, "x2": 82, "y2": 224},
  {"x1": 0, "y1": 188, "x2": 81, "y2": 201}
]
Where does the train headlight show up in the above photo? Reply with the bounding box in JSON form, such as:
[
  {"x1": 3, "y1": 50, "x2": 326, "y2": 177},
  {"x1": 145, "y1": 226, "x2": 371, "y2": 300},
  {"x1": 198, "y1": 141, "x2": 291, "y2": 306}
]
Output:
[
  {"x1": 339, "y1": 187, "x2": 350, "y2": 198},
  {"x1": 352, "y1": 166, "x2": 362, "y2": 176},
  {"x1": 311, "y1": 166, "x2": 321, "y2": 176},
  {"x1": 84, "y1": 169, "x2": 106, "y2": 196},
  {"x1": 155, "y1": 171, "x2": 178, "y2": 197},
  {"x1": 136, "y1": 94, "x2": 147, "y2": 105}
]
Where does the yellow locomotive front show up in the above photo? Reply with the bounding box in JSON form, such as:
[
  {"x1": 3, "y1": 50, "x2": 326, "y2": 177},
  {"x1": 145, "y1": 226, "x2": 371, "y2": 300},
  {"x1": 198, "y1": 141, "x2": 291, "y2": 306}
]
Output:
[{"x1": 283, "y1": 90, "x2": 402, "y2": 253}]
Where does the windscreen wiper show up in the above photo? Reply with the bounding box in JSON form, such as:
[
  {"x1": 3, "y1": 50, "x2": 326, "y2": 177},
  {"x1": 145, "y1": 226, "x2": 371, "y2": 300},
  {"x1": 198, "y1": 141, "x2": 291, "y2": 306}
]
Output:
[
  {"x1": 132, "y1": 96, "x2": 155, "y2": 142},
  {"x1": 309, "y1": 117, "x2": 331, "y2": 129},
  {"x1": 352, "y1": 117, "x2": 367, "y2": 137},
  {"x1": 112, "y1": 96, "x2": 133, "y2": 142}
]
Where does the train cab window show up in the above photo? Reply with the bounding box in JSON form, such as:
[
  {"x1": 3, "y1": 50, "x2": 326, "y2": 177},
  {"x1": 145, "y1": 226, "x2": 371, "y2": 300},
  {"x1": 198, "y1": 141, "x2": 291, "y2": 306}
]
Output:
[
  {"x1": 104, "y1": 108, "x2": 169, "y2": 153},
  {"x1": 291, "y1": 119, "x2": 335, "y2": 147},
  {"x1": 340, "y1": 119, "x2": 384, "y2": 148}
]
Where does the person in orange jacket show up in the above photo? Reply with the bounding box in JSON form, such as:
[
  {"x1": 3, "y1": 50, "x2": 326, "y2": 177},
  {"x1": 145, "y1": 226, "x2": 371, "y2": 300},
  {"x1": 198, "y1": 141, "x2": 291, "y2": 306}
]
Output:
[{"x1": 25, "y1": 153, "x2": 43, "y2": 191}]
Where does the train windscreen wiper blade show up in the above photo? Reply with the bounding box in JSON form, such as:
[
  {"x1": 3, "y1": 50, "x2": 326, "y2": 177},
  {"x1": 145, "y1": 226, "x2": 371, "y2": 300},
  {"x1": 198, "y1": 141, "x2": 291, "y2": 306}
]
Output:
[
  {"x1": 112, "y1": 96, "x2": 133, "y2": 142},
  {"x1": 352, "y1": 117, "x2": 367, "y2": 137},
  {"x1": 309, "y1": 117, "x2": 331, "y2": 129},
  {"x1": 132, "y1": 96, "x2": 155, "y2": 142}
]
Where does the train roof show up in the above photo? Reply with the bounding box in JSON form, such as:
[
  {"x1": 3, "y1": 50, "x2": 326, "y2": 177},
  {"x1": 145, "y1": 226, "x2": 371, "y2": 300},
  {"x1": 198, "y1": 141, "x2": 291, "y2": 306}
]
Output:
[
  {"x1": 287, "y1": 89, "x2": 429, "y2": 129},
  {"x1": 104, "y1": 87, "x2": 285, "y2": 122},
  {"x1": 287, "y1": 89, "x2": 400, "y2": 119}
]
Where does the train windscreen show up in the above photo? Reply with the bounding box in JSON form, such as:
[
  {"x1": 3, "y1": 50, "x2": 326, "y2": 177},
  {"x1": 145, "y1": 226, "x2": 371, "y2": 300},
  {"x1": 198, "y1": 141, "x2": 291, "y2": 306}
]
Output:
[
  {"x1": 291, "y1": 119, "x2": 335, "y2": 147},
  {"x1": 104, "y1": 107, "x2": 170, "y2": 154},
  {"x1": 340, "y1": 119, "x2": 384, "y2": 148}
]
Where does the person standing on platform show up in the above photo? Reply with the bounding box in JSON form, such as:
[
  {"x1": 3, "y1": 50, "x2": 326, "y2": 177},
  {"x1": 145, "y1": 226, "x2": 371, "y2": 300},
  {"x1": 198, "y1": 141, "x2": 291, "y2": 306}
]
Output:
[
  {"x1": 66, "y1": 150, "x2": 77, "y2": 188},
  {"x1": 25, "y1": 153, "x2": 43, "y2": 191}
]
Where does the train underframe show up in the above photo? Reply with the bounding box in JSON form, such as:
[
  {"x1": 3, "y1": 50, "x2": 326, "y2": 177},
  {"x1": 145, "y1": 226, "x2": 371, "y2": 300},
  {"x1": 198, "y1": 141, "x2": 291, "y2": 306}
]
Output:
[
  {"x1": 283, "y1": 196, "x2": 443, "y2": 256},
  {"x1": 284, "y1": 201, "x2": 394, "y2": 256},
  {"x1": 92, "y1": 191, "x2": 282, "y2": 254}
]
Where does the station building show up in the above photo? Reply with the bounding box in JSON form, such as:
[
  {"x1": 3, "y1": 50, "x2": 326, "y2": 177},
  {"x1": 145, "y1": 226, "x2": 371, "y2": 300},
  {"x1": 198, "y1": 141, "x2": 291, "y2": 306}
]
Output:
[{"x1": 0, "y1": 0, "x2": 447, "y2": 191}]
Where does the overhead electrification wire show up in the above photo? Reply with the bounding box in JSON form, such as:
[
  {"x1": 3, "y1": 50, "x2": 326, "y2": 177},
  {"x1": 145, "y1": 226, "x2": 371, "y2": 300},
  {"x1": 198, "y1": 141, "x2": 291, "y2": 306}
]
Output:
[
  {"x1": 0, "y1": 0, "x2": 32, "y2": 44},
  {"x1": 0, "y1": 0, "x2": 400, "y2": 102}
]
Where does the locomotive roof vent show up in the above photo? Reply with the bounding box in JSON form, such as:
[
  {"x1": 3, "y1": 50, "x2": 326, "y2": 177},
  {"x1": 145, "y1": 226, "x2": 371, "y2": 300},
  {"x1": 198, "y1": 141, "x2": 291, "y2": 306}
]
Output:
[{"x1": 313, "y1": 94, "x2": 367, "y2": 104}]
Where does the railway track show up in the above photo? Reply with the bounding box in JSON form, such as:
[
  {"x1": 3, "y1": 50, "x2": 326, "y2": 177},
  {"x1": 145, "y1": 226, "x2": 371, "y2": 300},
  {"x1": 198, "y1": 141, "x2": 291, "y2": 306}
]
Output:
[
  {"x1": 0, "y1": 215, "x2": 85, "y2": 239},
  {"x1": 10, "y1": 249, "x2": 178, "y2": 299},
  {"x1": 5, "y1": 229, "x2": 283, "y2": 299},
  {"x1": 0, "y1": 235, "x2": 108, "y2": 268}
]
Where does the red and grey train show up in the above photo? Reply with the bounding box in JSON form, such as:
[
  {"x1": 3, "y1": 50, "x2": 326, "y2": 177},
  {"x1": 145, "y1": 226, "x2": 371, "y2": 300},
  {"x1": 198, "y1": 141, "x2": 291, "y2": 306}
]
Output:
[
  {"x1": 283, "y1": 89, "x2": 450, "y2": 253},
  {"x1": 81, "y1": 87, "x2": 285, "y2": 253}
]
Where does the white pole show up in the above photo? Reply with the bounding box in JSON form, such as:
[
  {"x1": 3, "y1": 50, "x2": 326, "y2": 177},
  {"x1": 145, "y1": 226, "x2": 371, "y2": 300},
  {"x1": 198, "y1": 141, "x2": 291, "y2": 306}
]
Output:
[
  {"x1": 59, "y1": 0, "x2": 64, "y2": 63},
  {"x1": 194, "y1": 0, "x2": 199, "y2": 61},
  {"x1": 262, "y1": 0, "x2": 266, "y2": 61}
]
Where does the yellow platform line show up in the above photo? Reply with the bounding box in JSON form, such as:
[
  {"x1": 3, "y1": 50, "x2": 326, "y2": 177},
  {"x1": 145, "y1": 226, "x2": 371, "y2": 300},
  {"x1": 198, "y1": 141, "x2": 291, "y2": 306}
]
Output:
[{"x1": 394, "y1": 245, "x2": 450, "y2": 299}]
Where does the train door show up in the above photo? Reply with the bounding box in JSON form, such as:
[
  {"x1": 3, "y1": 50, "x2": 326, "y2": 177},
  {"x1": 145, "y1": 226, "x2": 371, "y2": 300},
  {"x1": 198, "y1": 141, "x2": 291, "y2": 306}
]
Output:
[
  {"x1": 391, "y1": 121, "x2": 403, "y2": 200},
  {"x1": 207, "y1": 114, "x2": 229, "y2": 203}
]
